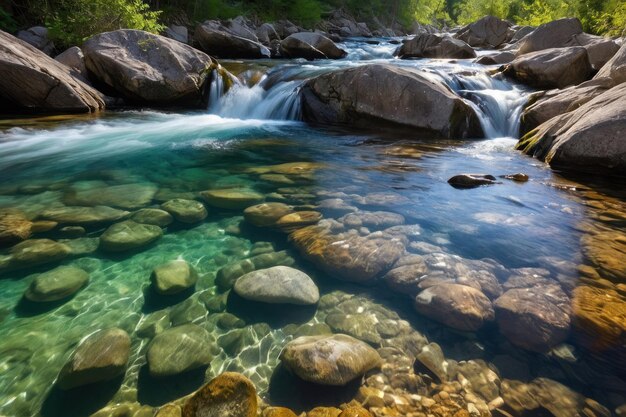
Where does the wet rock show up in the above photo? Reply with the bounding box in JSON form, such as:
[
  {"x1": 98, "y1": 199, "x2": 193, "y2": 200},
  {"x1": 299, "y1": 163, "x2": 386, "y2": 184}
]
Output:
[
  {"x1": 9, "y1": 239, "x2": 71, "y2": 268},
  {"x1": 340, "y1": 211, "x2": 405, "y2": 231},
  {"x1": 161, "y1": 199, "x2": 207, "y2": 224},
  {"x1": 40, "y1": 205, "x2": 130, "y2": 225},
  {"x1": 147, "y1": 324, "x2": 214, "y2": 377},
  {"x1": 59, "y1": 226, "x2": 85, "y2": 237},
  {"x1": 500, "y1": 173, "x2": 529, "y2": 182},
  {"x1": 151, "y1": 260, "x2": 198, "y2": 295},
  {"x1": 196, "y1": 20, "x2": 270, "y2": 59},
  {"x1": 276, "y1": 211, "x2": 322, "y2": 232},
  {"x1": 233, "y1": 266, "x2": 319, "y2": 305},
  {"x1": 200, "y1": 189, "x2": 264, "y2": 210},
  {"x1": 25, "y1": 265, "x2": 89, "y2": 302},
  {"x1": 494, "y1": 285, "x2": 571, "y2": 352},
  {"x1": 339, "y1": 406, "x2": 373, "y2": 417},
  {"x1": 383, "y1": 255, "x2": 429, "y2": 296},
  {"x1": 264, "y1": 407, "x2": 298, "y2": 417},
  {"x1": 182, "y1": 372, "x2": 257, "y2": 417},
  {"x1": 280, "y1": 32, "x2": 347, "y2": 60},
  {"x1": 457, "y1": 360, "x2": 500, "y2": 401},
  {"x1": 280, "y1": 334, "x2": 382, "y2": 386},
  {"x1": 84, "y1": 30, "x2": 213, "y2": 106},
  {"x1": 131, "y1": 208, "x2": 173, "y2": 227},
  {"x1": 63, "y1": 183, "x2": 156, "y2": 209},
  {"x1": 414, "y1": 283, "x2": 495, "y2": 331},
  {"x1": 504, "y1": 47, "x2": 592, "y2": 89},
  {"x1": 414, "y1": 343, "x2": 449, "y2": 382},
  {"x1": 396, "y1": 34, "x2": 476, "y2": 59},
  {"x1": 317, "y1": 199, "x2": 357, "y2": 216},
  {"x1": 155, "y1": 404, "x2": 181, "y2": 417},
  {"x1": 301, "y1": 64, "x2": 483, "y2": 139},
  {"x1": 455, "y1": 16, "x2": 512, "y2": 48},
  {"x1": 325, "y1": 313, "x2": 383, "y2": 345},
  {"x1": 61, "y1": 237, "x2": 99, "y2": 255},
  {"x1": 594, "y1": 41, "x2": 626, "y2": 85},
  {"x1": 216, "y1": 250, "x2": 295, "y2": 290},
  {"x1": 0, "y1": 210, "x2": 32, "y2": 246},
  {"x1": 0, "y1": 30, "x2": 104, "y2": 113},
  {"x1": 17, "y1": 26, "x2": 54, "y2": 55},
  {"x1": 447, "y1": 174, "x2": 496, "y2": 188},
  {"x1": 517, "y1": 18, "x2": 583, "y2": 55},
  {"x1": 243, "y1": 202, "x2": 293, "y2": 227},
  {"x1": 99, "y1": 220, "x2": 163, "y2": 252},
  {"x1": 136, "y1": 310, "x2": 171, "y2": 338},
  {"x1": 31, "y1": 220, "x2": 58, "y2": 233},
  {"x1": 308, "y1": 407, "x2": 342, "y2": 417},
  {"x1": 57, "y1": 328, "x2": 130, "y2": 389}
]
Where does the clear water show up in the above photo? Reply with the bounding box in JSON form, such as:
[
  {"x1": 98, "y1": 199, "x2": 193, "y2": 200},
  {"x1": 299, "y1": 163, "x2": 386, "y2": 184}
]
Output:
[{"x1": 0, "y1": 39, "x2": 625, "y2": 417}]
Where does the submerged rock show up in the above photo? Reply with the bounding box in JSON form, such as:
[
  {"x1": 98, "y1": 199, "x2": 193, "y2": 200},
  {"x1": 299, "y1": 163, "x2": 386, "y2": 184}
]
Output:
[
  {"x1": 414, "y1": 343, "x2": 449, "y2": 382},
  {"x1": 243, "y1": 202, "x2": 293, "y2": 227},
  {"x1": 40, "y1": 205, "x2": 130, "y2": 225},
  {"x1": 57, "y1": 328, "x2": 130, "y2": 389},
  {"x1": 25, "y1": 265, "x2": 89, "y2": 302},
  {"x1": 396, "y1": 34, "x2": 476, "y2": 59},
  {"x1": 63, "y1": 183, "x2": 156, "y2": 209},
  {"x1": 216, "y1": 250, "x2": 295, "y2": 290},
  {"x1": 234, "y1": 266, "x2": 319, "y2": 305},
  {"x1": 131, "y1": 208, "x2": 173, "y2": 227},
  {"x1": 301, "y1": 64, "x2": 483, "y2": 138},
  {"x1": 99, "y1": 220, "x2": 162, "y2": 252},
  {"x1": 276, "y1": 211, "x2": 322, "y2": 232},
  {"x1": 280, "y1": 32, "x2": 347, "y2": 60},
  {"x1": 200, "y1": 189, "x2": 264, "y2": 210},
  {"x1": 147, "y1": 324, "x2": 214, "y2": 377},
  {"x1": 448, "y1": 174, "x2": 496, "y2": 188},
  {"x1": 182, "y1": 372, "x2": 257, "y2": 417},
  {"x1": 9, "y1": 239, "x2": 71, "y2": 268},
  {"x1": 0, "y1": 210, "x2": 32, "y2": 246},
  {"x1": 151, "y1": 260, "x2": 198, "y2": 295},
  {"x1": 161, "y1": 199, "x2": 207, "y2": 224},
  {"x1": 280, "y1": 334, "x2": 382, "y2": 385}
]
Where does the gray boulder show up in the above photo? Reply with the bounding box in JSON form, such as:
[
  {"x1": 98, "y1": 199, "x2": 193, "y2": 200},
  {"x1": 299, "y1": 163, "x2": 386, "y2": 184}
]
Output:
[
  {"x1": 475, "y1": 51, "x2": 515, "y2": 65},
  {"x1": 147, "y1": 324, "x2": 214, "y2": 377},
  {"x1": 55, "y1": 46, "x2": 89, "y2": 81},
  {"x1": 301, "y1": 64, "x2": 483, "y2": 138},
  {"x1": 99, "y1": 220, "x2": 162, "y2": 252},
  {"x1": 280, "y1": 32, "x2": 347, "y2": 60},
  {"x1": 151, "y1": 260, "x2": 198, "y2": 295},
  {"x1": 164, "y1": 25, "x2": 188, "y2": 44},
  {"x1": 455, "y1": 16, "x2": 512, "y2": 48},
  {"x1": 83, "y1": 29, "x2": 213, "y2": 106},
  {"x1": 256, "y1": 23, "x2": 280, "y2": 45},
  {"x1": 196, "y1": 21, "x2": 270, "y2": 59},
  {"x1": 517, "y1": 18, "x2": 583, "y2": 55},
  {"x1": 565, "y1": 33, "x2": 620, "y2": 70},
  {"x1": 17, "y1": 26, "x2": 54, "y2": 55},
  {"x1": 0, "y1": 30, "x2": 104, "y2": 113},
  {"x1": 594, "y1": 41, "x2": 626, "y2": 85},
  {"x1": 25, "y1": 266, "x2": 89, "y2": 302},
  {"x1": 233, "y1": 266, "x2": 319, "y2": 305},
  {"x1": 396, "y1": 34, "x2": 476, "y2": 59}
]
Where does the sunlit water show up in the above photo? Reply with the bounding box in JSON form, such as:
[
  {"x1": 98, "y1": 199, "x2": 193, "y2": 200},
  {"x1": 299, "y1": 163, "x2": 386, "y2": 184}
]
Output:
[{"x1": 0, "y1": 39, "x2": 625, "y2": 417}]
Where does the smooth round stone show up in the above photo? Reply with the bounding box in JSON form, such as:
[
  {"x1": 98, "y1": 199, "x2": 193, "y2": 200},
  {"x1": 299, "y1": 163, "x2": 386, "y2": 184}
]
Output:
[
  {"x1": 10, "y1": 239, "x2": 71, "y2": 267},
  {"x1": 25, "y1": 265, "x2": 89, "y2": 302},
  {"x1": 182, "y1": 372, "x2": 257, "y2": 417},
  {"x1": 147, "y1": 324, "x2": 213, "y2": 377},
  {"x1": 233, "y1": 266, "x2": 319, "y2": 305},
  {"x1": 131, "y1": 208, "x2": 173, "y2": 227},
  {"x1": 160, "y1": 199, "x2": 207, "y2": 224},
  {"x1": 151, "y1": 260, "x2": 198, "y2": 295},
  {"x1": 243, "y1": 202, "x2": 293, "y2": 227},
  {"x1": 200, "y1": 189, "x2": 264, "y2": 210},
  {"x1": 57, "y1": 328, "x2": 131, "y2": 389},
  {"x1": 39, "y1": 205, "x2": 130, "y2": 225},
  {"x1": 99, "y1": 220, "x2": 163, "y2": 252},
  {"x1": 59, "y1": 226, "x2": 86, "y2": 237},
  {"x1": 30, "y1": 220, "x2": 58, "y2": 233},
  {"x1": 276, "y1": 211, "x2": 322, "y2": 231},
  {"x1": 280, "y1": 334, "x2": 382, "y2": 386},
  {"x1": 63, "y1": 183, "x2": 157, "y2": 209},
  {"x1": 447, "y1": 174, "x2": 497, "y2": 188}
]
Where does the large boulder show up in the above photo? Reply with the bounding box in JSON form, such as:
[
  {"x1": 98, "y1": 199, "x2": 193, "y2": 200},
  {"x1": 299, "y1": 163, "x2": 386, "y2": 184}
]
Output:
[
  {"x1": 63, "y1": 182, "x2": 156, "y2": 209},
  {"x1": 151, "y1": 260, "x2": 198, "y2": 295},
  {"x1": 17, "y1": 26, "x2": 54, "y2": 55},
  {"x1": 182, "y1": 372, "x2": 257, "y2": 417},
  {"x1": 565, "y1": 33, "x2": 621, "y2": 71},
  {"x1": 39, "y1": 205, "x2": 130, "y2": 226},
  {"x1": 164, "y1": 25, "x2": 188, "y2": 44},
  {"x1": 83, "y1": 29, "x2": 213, "y2": 106},
  {"x1": 99, "y1": 220, "x2": 163, "y2": 252},
  {"x1": 233, "y1": 266, "x2": 319, "y2": 305},
  {"x1": 0, "y1": 30, "x2": 104, "y2": 113},
  {"x1": 57, "y1": 328, "x2": 131, "y2": 389},
  {"x1": 147, "y1": 324, "x2": 214, "y2": 377},
  {"x1": 454, "y1": 16, "x2": 512, "y2": 48},
  {"x1": 594, "y1": 41, "x2": 626, "y2": 85},
  {"x1": 25, "y1": 266, "x2": 89, "y2": 302},
  {"x1": 8, "y1": 239, "x2": 71, "y2": 269},
  {"x1": 55, "y1": 46, "x2": 88, "y2": 81},
  {"x1": 196, "y1": 21, "x2": 270, "y2": 59},
  {"x1": 160, "y1": 199, "x2": 207, "y2": 224},
  {"x1": 396, "y1": 34, "x2": 476, "y2": 59},
  {"x1": 517, "y1": 82, "x2": 626, "y2": 175},
  {"x1": 280, "y1": 32, "x2": 347, "y2": 60},
  {"x1": 301, "y1": 64, "x2": 483, "y2": 138},
  {"x1": 517, "y1": 18, "x2": 583, "y2": 55},
  {"x1": 503, "y1": 46, "x2": 592, "y2": 89},
  {"x1": 280, "y1": 334, "x2": 382, "y2": 385}
]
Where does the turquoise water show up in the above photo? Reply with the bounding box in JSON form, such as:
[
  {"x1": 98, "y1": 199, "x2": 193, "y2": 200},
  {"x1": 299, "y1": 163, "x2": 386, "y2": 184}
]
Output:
[{"x1": 1, "y1": 41, "x2": 625, "y2": 417}]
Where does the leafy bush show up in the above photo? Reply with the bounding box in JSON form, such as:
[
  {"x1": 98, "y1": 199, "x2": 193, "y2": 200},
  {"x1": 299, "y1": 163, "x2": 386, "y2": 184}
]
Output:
[{"x1": 289, "y1": 0, "x2": 323, "y2": 27}]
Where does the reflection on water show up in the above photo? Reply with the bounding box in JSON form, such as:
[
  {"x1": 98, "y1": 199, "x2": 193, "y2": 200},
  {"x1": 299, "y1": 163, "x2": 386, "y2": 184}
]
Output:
[{"x1": 1, "y1": 41, "x2": 625, "y2": 417}]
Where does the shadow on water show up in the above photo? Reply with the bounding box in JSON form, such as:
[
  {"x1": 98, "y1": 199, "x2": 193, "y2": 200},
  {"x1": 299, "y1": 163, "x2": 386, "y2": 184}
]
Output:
[
  {"x1": 268, "y1": 364, "x2": 361, "y2": 412},
  {"x1": 142, "y1": 285, "x2": 196, "y2": 314},
  {"x1": 137, "y1": 365, "x2": 206, "y2": 407},
  {"x1": 41, "y1": 375, "x2": 124, "y2": 417},
  {"x1": 226, "y1": 291, "x2": 317, "y2": 329}
]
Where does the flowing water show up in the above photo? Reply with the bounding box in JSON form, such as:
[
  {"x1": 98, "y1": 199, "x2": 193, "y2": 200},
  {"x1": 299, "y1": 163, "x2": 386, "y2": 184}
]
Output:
[{"x1": 0, "y1": 39, "x2": 625, "y2": 417}]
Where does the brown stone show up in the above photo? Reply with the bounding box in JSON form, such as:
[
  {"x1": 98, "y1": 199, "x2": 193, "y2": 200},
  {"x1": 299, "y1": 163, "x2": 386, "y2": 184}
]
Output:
[{"x1": 182, "y1": 372, "x2": 257, "y2": 417}]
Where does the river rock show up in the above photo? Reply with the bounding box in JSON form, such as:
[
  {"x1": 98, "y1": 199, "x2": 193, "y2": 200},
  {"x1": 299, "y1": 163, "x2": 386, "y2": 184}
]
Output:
[
  {"x1": 243, "y1": 202, "x2": 293, "y2": 227},
  {"x1": 200, "y1": 189, "x2": 264, "y2": 210},
  {"x1": 17, "y1": 26, "x2": 54, "y2": 55},
  {"x1": 396, "y1": 34, "x2": 476, "y2": 59},
  {"x1": 516, "y1": 18, "x2": 583, "y2": 55},
  {"x1": 414, "y1": 283, "x2": 494, "y2": 331},
  {"x1": 448, "y1": 174, "x2": 496, "y2": 188},
  {"x1": 276, "y1": 211, "x2": 322, "y2": 232},
  {"x1": 164, "y1": 25, "x2": 188, "y2": 44},
  {"x1": 99, "y1": 220, "x2": 162, "y2": 252},
  {"x1": 131, "y1": 208, "x2": 173, "y2": 227},
  {"x1": 196, "y1": 21, "x2": 270, "y2": 59},
  {"x1": 63, "y1": 183, "x2": 156, "y2": 209},
  {"x1": 9, "y1": 239, "x2": 71, "y2": 268},
  {"x1": 234, "y1": 266, "x2": 319, "y2": 305},
  {"x1": 83, "y1": 29, "x2": 213, "y2": 106},
  {"x1": 57, "y1": 328, "x2": 131, "y2": 389},
  {"x1": 476, "y1": 51, "x2": 516, "y2": 65},
  {"x1": 55, "y1": 46, "x2": 88, "y2": 80},
  {"x1": 161, "y1": 199, "x2": 207, "y2": 223},
  {"x1": 216, "y1": 250, "x2": 295, "y2": 290},
  {"x1": 494, "y1": 285, "x2": 571, "y2": 352},
  {"x1": 302, "y1": 64, "x2": 483, "y2": 139},
  {"x1": 147, "y1": 324, "x2": 213, "y2": 377},
  {"x1": 280, "y1": 334, "x2": 382, "y2": 385},
  {"x1": 340, "y1": 211, "x2": 405, "y2": 231},
  {"x1": 594, "y1": 41, "x2": 626, "y2": 85},
  {"x1": 226, "y1": 16, "x2": 258, "y2": 41},
  {"x1": 504, "y1": 46, "x2": 592, "y2": 89},
  {"x1": 455, "y1": 16, "x2": 512, "y2": 48},
  {"x1": 40, "y1": 205, "x2": 130, "y2": 225},
  {"x1": 383, "y1": 255, "x2": 429, "y2": 296},
  {"x1": 414, "y1": 342, "x2": 449, "y2": 382},
  {"x1": 182, "y1": 372, "x2": 257, "y2": 417},
  {"x1": 0, "y1": 30, "x2": 104, "y2": 113},
  {"x1": 151, "y1": 260, "x2": 198, "y2": 295},
  {"x1": 25, "y1": 265, "x2": 89, "y2": 302},
  {"x1": 565, "y1": 33, "x2": 620, "y2": 71},
  {"x1": 517, "y1": 82, "x2": 626, "y2": 175},
  {"x1": 0, "y1": 210, "x2": 32, "y2": 246},
  {"x1": 280, "y1": 32, "x2": 347, "y2": 60},
  {"x1": 256, "y1": 23, "x2": 280, "y2": 45}
]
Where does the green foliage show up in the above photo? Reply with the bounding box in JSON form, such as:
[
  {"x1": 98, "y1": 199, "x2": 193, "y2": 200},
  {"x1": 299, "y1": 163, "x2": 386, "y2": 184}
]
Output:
[
  {"x1": 289, "y1": 0, "x2": 323, "y2": 27},
  {"x1": 514, "y1": 0, "x2": 577, "y2": 26},
  {"x1": 189, "y1": 0, "x2": 244, "y2": 21},
  {"x1": 44, "y1": 0, "x2": 163, "y2": 47},
  {"x1": 0, "y1": 6, "x2": 18, "y2": 32},
  {"x1": 455, "y1": 0, "x2": 514, "y2": 24}
]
